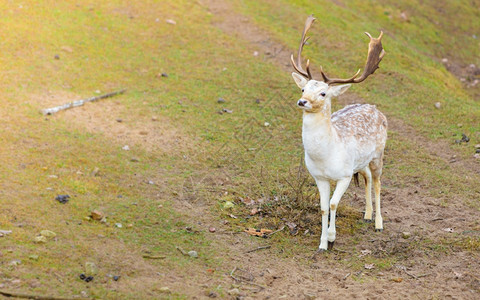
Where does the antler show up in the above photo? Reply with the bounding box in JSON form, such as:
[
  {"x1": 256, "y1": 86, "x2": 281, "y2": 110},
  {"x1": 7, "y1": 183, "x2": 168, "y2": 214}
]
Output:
[
  {"x1": 320, "y1": 31, "x2": 386, "y2": 85},
  {"x1": 290, "y1": 15, "x2": 316, "y2": 80}
]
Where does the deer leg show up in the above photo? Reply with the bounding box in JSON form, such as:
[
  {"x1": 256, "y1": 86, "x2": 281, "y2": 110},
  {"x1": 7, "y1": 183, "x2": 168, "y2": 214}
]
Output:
[
  {"x1": 328, "y1": 177, "x2": 352, "y2": 244},
  {"x1": 362, "y1": 167, "x2": 373, "y2": 222},
  {"x1": 373, "y1": 176, "x2": 383, "y2": 231},
  {"x1": 316, "y1": 180, "x2": 330, "y2": 251}
]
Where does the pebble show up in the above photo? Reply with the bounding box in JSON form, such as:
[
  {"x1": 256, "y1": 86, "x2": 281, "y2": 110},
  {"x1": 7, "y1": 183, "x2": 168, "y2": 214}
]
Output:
[
  {"x1": 55, "y1": 194, "x2": 70, "y2": 204},
  {"x1": 122, "y1": 145, "x2": 130, "y2": 151},
  {"x1": 34, "y1": 236, "x2": 47, "y2": 243},
  {"x1": 159, "y1": 287, "x2": 171, "y2": 293},
  {"x1": 91, "y1": 210, "x2": 104, "y2": 220},
  {"x1": 475, "y1": 144, "x2": 480, "y2": 149},
  {"x1": 10, "y1": 260, "x2": 21, "y2": 266},
  {"x1": 221, "y1": 108, "x2": 233, "y2": 114},
  {"x1": 217, "y1": 97, "x2": 226, "y2": 103},
  {"x1": 166, "y1": 19, "x2": 176, "y2": 25},
  {"x1": 113, "y1": 275, "x2": 120, "y2": 281},
  {"x1": 161, "y1": 73, "x2": 169, "y2": 77},
  {"x1": 208, "y1": 227, "x2": 216, "y2": 233},
  {"x1": 115, "y1": 223, "x2": 123, "y2": 228},
  {"x1": 188, "y1": 250, "x2": 198, "y2": 258},
  {"x1": 116, "y1": 119, "x2": 123, "y2": 123},
  {"x1": 253, "y1": 51, "x2": 259, "y2": 56},
  {"x1": 227, "y1": 288, "x2": 240, "y2": 296},
  {"x1": 434, "y1": 102, "x2": 441, "y2": 109},
  {"x1": 40, "y1": 230, "x2": 56, "y2": 238},
  {"x1": 54, "y1": 54, "x2": 60, "y2": 60}
]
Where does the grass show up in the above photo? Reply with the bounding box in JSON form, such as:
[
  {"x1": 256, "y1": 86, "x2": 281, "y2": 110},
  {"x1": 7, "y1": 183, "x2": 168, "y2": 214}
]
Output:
[{"x1": 0, "y1": 0, "x2": 479, "y2": 298}]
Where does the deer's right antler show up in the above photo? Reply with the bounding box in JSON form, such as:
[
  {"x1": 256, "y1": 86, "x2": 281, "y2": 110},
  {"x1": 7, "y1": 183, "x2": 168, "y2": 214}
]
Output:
[{"x1": 290, "y1": 15, "x2": 316, "y2": 80}]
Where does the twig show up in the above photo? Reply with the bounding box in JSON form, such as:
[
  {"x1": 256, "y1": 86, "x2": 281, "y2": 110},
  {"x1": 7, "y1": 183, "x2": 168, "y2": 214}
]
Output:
[
  {"x1": 267, "y1": 225, "x2": 285, "y2": 237},
  {"x1": 175, "y1": 246, "x2": 187, "y2": 256},
  {"x1": 431, "y1": 218, "x2": 444, "y2": 222},
  {"x1": 342, "y1": 273, "x2": 351, "y2": 280},
  {"x1": 245, "y1": 245, "x2": 271, "y2": 253},
  {"x1": 142, "y1": 255, "x2": 167, "y2": 259},
  {"x1": 0, "y1": 290, "x2": 84, "y2": 300},
  {"x1": 229, "y1": 267, "x2": 266, "y2": 291},
  {"x1": 41, "y1": 89, "x2": 126, "y2": 115},
  {"x1": 53, "y1": 272, "x2": 64, "y2": 283}
]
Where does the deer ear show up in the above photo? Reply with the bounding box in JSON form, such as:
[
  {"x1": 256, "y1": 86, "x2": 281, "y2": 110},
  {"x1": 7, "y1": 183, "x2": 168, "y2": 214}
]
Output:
[
  {"x1": 292, "y1": 73, "x2": 308, "y2": 89},
  {"x1": 329, "y1": 84, "x2": 351, "y2": 97}
]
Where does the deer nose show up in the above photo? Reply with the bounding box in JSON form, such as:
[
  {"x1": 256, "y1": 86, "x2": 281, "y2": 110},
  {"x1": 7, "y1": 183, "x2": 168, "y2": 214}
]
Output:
[{"x1": 297, "y1": 100, "x2": 307, "y2": 107}]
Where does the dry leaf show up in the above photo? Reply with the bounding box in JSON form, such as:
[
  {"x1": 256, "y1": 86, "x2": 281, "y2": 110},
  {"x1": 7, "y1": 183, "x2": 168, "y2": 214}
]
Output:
[
  {"x1": 391, "y1": 277, "x2": 403, "y2": 283},
  {"x1": 364, "y1": 263, "x2": 375, "y2": 270},
  {"x1": 359, "y1": 249, "x2": 372, "y2": 257},
  {"x1": 244, "y1": 228, "x2": 273, "y2": 237}
]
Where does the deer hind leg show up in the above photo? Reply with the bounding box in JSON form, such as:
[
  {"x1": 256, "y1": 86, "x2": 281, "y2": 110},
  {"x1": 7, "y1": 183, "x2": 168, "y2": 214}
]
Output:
[
  {"x1": 370, "y1": 158, "x2": 384, "y2": 231},
  {"x1": 327, "y1": 177, "x2": 352, "y2": 246},
  {"x1": 359, "y1": 167, "x2": 373, "y2": 222}
]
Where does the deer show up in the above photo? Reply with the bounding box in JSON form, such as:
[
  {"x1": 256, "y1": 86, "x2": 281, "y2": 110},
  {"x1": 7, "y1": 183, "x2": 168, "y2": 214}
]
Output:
[{"x1": 290, "y1": 15, "x2": 387, "y2": 253}]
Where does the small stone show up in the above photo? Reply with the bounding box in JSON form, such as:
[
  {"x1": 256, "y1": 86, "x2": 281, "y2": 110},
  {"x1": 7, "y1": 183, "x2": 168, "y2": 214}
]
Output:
[
  {"x1": 84, "y1": 216, "x2": 92, "y2": 221},
  {"x1": 223, "y1": 201, "x2": 234, "y2": 209},
  {"x1": 29, "y1": 255, "x2": 39, "y2": 261},
  {"x1": 54, "y1": 54, "x2": 60, "y2": 60},
  {"x1": 475, "y1": 144, "x2": 480, "y2": 149},
  {"x1": 115, "y1": 223, "x2": 123, "y2": 228},
  {"x1": 55, "y1": 194, "x2": 70, "y2": 204},
  {"x1": 441, "y1": 58, "x2": 448, "y2": 63},
  {"x1": 122, "y1": 145, "x2": 130, "y2": 151},
  {"x1": 222, "y1": 108, "x2": 233, "y2": 114},
  {"x1": 208, "y1": 227, "x2": 216, "y2": 233},
  {"x1": 147, "y1": 180, "x2": 155, "y2": 185},
  {"x1": 476, "y1": 149, "x2": 480, "y2": 153},
  {"x1": 217, "y1": 97, "x2": 226, "y2": 103},
  {"x1": 100, "y1": 217, "x2": 107, "y2": 223},
  {"x1": 401, "y1": 232, "x2": 411, "y2": 239},
  {"x1": 113, "y1": 275, "x2": 120, "y2": 281},
  {"x1": 127, "y1": 224, "x2": 133, "y2": 228},
  {"x1": 161, "y1": 73, "x2": 168, "y2": 77},
  {"x1": 116, "y1": 119, "x2": 123, "y2": 122},
  {"x1": 434, "y1": 102, "x2": 441, "y2": 109},
  {"x1": 40, "y1": 230, "x2": 56, "y2": 238},
  {"x1": 166, "y1": 19, "x2": 176, "y2": 25},
  {"x1": 264, "y1": 122, "x2": 270, "y2": 127},
  {"x1": 188, "y1": 250, "x2": 198, "y2": 258},
  {"x1": 461, "y1": 133, "x2": 470, "y2": 143},
  {"x1": 85, "y1": 262, "x2": 97, "y2": 275},
  {"x1": 34, "y1": 236, "x2": 47, "y2": 243},
  {"x1": 253, "y1": 51, "x2": 259, "y2": 56},
  {"x1": 207, "y1": 291, "x2": 217, "y2": 298},
  {"x1": 130, "y1": 157, "x2": 140, "y2": 162},
  {"x1": 473, "y1": 153, "x2": 480, "y2": 159},
  {"x1": 91, "y1": 210, "x2": 104, "y2": 220},
  {"x1": 255, "y1": 99, "x2": 261, "y2": 104},
  {"x1": 151, "y1": 116, "x2": 158, "y2": 121},
  {"x1": 159, "y1": 287, "x2": 171, "y2": 293},
  {"x1": 61, "y1": 46, "x2": 73, "y2": 53},
  {"x1": 10, "y1": 259, "x2": 21, "y2": 266},
  {"x1": 227, "y1": 288, "x2": 240, "y2": 296}
]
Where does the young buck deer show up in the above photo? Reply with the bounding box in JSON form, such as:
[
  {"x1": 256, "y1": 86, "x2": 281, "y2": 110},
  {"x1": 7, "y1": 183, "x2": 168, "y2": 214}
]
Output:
[{"x1": 291, "y1": 16, "x2": 387, "y2": 252}]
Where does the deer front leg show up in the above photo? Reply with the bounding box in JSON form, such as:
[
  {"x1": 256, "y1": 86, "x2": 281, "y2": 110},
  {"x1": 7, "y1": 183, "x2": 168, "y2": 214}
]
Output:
[
  {"x1": 328, "y1": 177, "x2": 352, "y2": 247},
  {"x1": 362, "y1": 167, "x2": 373, "y2": 222},
  {"x1": 316, "y1": 180, "x2": 330, "y2": 251}
]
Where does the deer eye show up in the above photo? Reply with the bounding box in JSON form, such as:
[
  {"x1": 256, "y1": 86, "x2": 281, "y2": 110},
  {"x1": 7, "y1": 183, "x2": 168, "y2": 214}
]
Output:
[
  {"x1": 301, "y1": 89, "x2": 305, "y2": 93},
  {"x1": 320, "y1": 92, "x2": 326, "y2": 97}
]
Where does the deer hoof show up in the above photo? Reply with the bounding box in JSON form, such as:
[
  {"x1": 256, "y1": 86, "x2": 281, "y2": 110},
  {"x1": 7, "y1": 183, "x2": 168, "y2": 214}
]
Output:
[
  {"x1": 328, "y1": 241, "x2": 335, "y2": 250},
  {"x1": 311, "y1": 248, "x2": 327, "y2": 259},
  {"x1": 375, "y1": 228, "x2": 383, "y2": 232}
]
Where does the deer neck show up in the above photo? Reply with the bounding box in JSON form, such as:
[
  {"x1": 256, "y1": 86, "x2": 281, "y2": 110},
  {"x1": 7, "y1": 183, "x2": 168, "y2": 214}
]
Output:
[{"x1": 302, "y1": 104, "x2": 337, "y2": 155}]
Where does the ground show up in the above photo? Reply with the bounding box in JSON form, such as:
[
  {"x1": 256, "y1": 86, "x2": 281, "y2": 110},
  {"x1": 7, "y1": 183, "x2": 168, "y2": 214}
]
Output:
[{"x1": 0, "y1": 0, "x2": 479, "y2": 299}]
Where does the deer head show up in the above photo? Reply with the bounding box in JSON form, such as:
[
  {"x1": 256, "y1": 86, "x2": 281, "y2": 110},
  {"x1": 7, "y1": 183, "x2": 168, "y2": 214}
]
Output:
[{"x1": 291, "y1": 15, "x2": 385, "y2": 112}]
